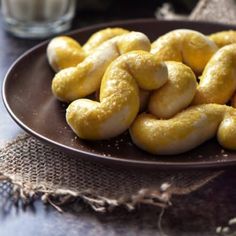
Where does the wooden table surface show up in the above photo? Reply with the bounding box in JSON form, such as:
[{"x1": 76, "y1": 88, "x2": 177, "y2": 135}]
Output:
[{"x1": 1, "y1": 11, "x2": 236, "y2": 236}]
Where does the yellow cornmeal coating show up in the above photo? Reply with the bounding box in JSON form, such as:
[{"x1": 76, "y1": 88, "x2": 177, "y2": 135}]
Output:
[
  {"x1": 47, "y1": 36, "x2": 85, "y2": 72},
  {"x1": 149, "y1": 61, "x2": 197, "y2": 119},
  {"x1": 130, "y1": 104, "x2": 236, "y2": 155},
  {"x1": 151, "y1": 29, "x2": 218, "y2": 74},
  {"x1": 209, "y1": 30, "x2": 236, "y2": 47},
  {"x1": 47, "y1": 28, "x2": 129, "y2": 72},
  {"x1": 218, "y1": 115, "x2": 236, "y2": 149},
  {"x1": 51, "y1": 32, "x2": 151, "y2": 102},
  {"x1": 83, "y1": 28, "x2": 129, "y2": 54},
  {"x1": 192, "y1": 44, "x2": 236, "y2": 105},
  {"x1": 66, "y1": 51, "x2": 168, "y2": 140}
]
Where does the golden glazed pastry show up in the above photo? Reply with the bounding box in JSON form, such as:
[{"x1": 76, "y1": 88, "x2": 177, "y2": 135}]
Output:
[
  {"x1": 47, "y1": 36, "x2": 85, "y2": 72},
  {"x1": 66, "y1": 51, "x2": 168, "y2": 140},
  {"x1": 48, "y1": 27, "x2": 236, "y2": 155},
  {"x1": 51, "y1": 32, "x2": 150, "y2": 102},
  {"x1": 130, "y1": 104, "x2": 236, "y2": 155},
  {"x1": 192, "y1": 44, "x2": 236, "y2": 105},
  {"x1": 82, "y1": 27, "x2": 129, "y2": 54},
  {"x1": 66, "y1": 52, "x2": 200, "y2": 140},
  {"x1": 148, "y1": 61, "x2": 197, "y2": 119},
  {"x1": 209, "y1": 30, "x2": 236, "y2": 47},
  {"x1": 47, "y1": 28, "x2": 129, "y2": 72},
  {"x1": 151, "y1": 29, "x2": 218, "y2": 74}
]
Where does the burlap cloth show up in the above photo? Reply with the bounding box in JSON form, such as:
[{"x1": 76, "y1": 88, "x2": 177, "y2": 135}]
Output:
[{"x1": 0, "y1": 0, "x2": 234, "y2": 213}]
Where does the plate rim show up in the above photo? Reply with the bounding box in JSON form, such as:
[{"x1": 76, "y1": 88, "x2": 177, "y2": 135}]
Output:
[{"x1": 3, "y1": 18, "x2": 236, "y2": 170}]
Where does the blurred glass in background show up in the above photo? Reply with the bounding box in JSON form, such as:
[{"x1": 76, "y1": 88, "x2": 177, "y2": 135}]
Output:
[
  {"x1": 1, "y1": 0, "x2": 76, "y2": 38},
  {"x1": 0, "y1": 0, "x2": 199, "y2": 38}
]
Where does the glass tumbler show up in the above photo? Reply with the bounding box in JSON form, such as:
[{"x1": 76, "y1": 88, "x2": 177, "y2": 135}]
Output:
[{"x1": 1, "y1": 0, "x2": 76, "y2": 38}]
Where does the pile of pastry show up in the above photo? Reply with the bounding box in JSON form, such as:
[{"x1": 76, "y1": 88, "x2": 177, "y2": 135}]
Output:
[{"x1": 46, "y1": 28, "x2": 236, "y2": 155}]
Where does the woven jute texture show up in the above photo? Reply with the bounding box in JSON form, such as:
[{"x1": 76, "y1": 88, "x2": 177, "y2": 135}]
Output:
[
  {"x1": 0, "y1": 0, "x2": 235, "y2": 212},
  {"x1": 0, "y1": 134, "x2": 221, "y2": 212}
]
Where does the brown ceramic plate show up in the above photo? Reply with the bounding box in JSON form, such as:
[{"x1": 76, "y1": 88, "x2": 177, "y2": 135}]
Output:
[{"x1": 3, "y1": 19, "x2": 236, "y2": 169}]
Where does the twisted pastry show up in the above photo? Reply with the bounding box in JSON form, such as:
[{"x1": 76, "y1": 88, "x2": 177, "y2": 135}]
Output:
[
  {"x1": 151, "y1": 29, "x2": 218, "y2": 74},
  {"x1": 209, "y1": 30, "x2": 236, "y2": 47},
  {"x1": 82, "y1": 27, "x2": 129, "y2": 54},
  {"x1": 66, "y1": 51, "x2": 168, "y2": 140},
  {"x1": 47, "y1": 28, "x2": 129, "y2": 72},
  {"x1": 192, "y1": 44, "x2": 236, "y2": 105},
  {"x1": 47, "y1": 36, "x2": 85, "y2": 72},
  {"x1": 148, "y1": 61, "x2": 197, "y2": 119},
  {"x1": 130, "y1": 104, "x2": 236, "y2": 155},
  {"x1": 52, "y1": 32, "x2": 150, "y2": 102}
]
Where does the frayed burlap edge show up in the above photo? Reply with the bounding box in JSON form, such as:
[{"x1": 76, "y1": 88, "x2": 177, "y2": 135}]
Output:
[
  {"x1": 0, "y1": 174, "x2": 172, "y2": 212},
  {"x1": 0, "y1": 134, "x2": 222, "y2": 214},
  {"x1": 0, "y1": 172, "x2": 221, "y2": 213}
]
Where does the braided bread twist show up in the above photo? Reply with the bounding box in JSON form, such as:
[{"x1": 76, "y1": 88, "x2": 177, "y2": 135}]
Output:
[
  {"x1": 130, "y1": 104, "x2": 236, "y2": 155},
  {"x1": 47, "y1": 28, "x2": 129, "y2": 72},
  {"x1": 151, "y1": 29, "x2": 218, "y2": 74},
  {"x1": 51, "y1": 32, "x2": 150, "y2": 102},
  {"x1": 209, "y1": 30, "x2": 236, "y2": 47},
  {"x1": 48, "y1": 28, "x2": 236, "y2": 155},
  {"x1": 66, "y1": 51, "x2": 168, "y2": 140},
  {"x1": 47, "y1": 36, "x2": 85, "y2": 72},
  {"x1": 148, "y1": 61, "x2": 197, "y2": 119},
  {"x1": 82, "y1": 27, "x2": 129, "y2": 54},
  {"x1": 192, "y1": 44, "x2": 236, "y2": 105}
]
